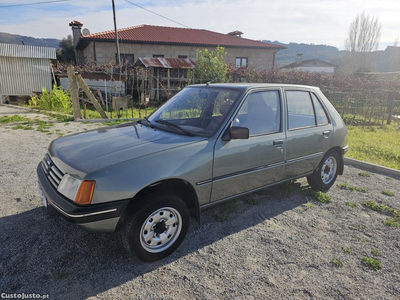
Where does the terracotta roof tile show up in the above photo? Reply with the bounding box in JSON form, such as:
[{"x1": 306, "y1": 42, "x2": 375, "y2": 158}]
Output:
[{"x1": 80, "y1": 24, "x2": 284, "y2": 49}]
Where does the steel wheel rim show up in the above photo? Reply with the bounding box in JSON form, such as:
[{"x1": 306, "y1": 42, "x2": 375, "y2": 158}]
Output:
[
  {"x1": 140, "y1": 207, "x2": 182, "y2": 253},
  {"x1": 320, "y1": 156, "x2": 337, "y2": 184}
]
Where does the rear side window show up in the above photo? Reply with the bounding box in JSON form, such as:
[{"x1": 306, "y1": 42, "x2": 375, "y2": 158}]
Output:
[
  {"x1": 286, "y1": 91, "x2": 315, "y2": 130},
  {"x1": 311, "y1": 93, "x2": 329, "y2": 125}
]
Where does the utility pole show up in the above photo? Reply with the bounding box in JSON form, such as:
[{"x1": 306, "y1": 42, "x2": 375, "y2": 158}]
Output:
[{"x1": 112, "y1": 0, "x2": 120, "y2": 65}]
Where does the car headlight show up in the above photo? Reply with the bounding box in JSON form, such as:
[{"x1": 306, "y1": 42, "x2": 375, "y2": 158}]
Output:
[{"x1": 57, "y1": 174, "x2": 82, "y2": 201}]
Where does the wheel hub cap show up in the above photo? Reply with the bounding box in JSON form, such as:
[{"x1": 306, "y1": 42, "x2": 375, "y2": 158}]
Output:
[{"x1": 320, "y1": 156, "x2": 337, "y2": 185}]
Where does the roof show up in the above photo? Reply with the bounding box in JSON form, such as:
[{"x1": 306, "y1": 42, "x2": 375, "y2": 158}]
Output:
[
  {"x1": 281, "y1": 59, "x2": 336, "y2": 69},
  {"x1": 0, "y1": 43, "x2": 56, "y2": 59},
  {"x1": 135, "y1": 57, "x2": 196, "y2": 69},
  {"x1": 77, "y1": 24, "x2": 285, "y2": 50},
  {"x1": 189, "y1": 83, "x2": 319, "y2": 90}
]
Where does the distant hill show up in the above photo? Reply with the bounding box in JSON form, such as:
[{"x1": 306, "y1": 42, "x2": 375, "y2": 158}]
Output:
[
  {"x1": 263, "y1": 40, "x2": 343, "y2": 68},
  {"x1": 0, "y1": 32, "x2": 60, "y2": 49}
]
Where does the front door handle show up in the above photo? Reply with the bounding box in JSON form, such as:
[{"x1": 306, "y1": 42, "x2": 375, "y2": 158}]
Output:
[
  {"x1": 323, "y1": 131, "x2": 330, "y2": 138},
  {"x1": 273, "y1": 140, "x2": 284, "y2": 148}
]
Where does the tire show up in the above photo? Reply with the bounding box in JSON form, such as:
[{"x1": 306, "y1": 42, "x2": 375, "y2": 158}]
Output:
[
  {"x1": 307, "y1": 150, "x2": 340, "y2": 191},
  {"x1": 120, "y1": 192, "x2": 189, "y2": 262}
]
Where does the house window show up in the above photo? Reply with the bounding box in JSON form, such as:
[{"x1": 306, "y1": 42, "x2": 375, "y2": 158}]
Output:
[
  {"x1": 178, "y1": 55, "x2": 188, "y2": 59},
  {"x1": 116, "y1": 53, "x2": 134, "y2": 64},
  {"x1": 153, "y1": 54, "x2": 164, "y2": 58},
  {"x1": 236, "y1": 57, "x2": 248, "y2": 67}
]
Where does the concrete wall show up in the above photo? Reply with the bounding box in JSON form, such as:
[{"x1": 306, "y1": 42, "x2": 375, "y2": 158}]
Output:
[{"x1": 83, "y1": 42, "x2": 276, "y2": 71}]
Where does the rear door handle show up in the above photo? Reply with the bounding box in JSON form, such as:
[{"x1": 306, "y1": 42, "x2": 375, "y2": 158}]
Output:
[
  {"x1": 323, "y1": 131, "x2": 330, "y2": 138},
  {"x1": 273, "y1": 140, "x2": 284, "y2": 148}
]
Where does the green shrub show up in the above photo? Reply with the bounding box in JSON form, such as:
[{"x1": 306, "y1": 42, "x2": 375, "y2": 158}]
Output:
[
  {"x1": 381, "y1": 191, "x2": 394, "y2": 197},
  {"x1": 29, "y1": 85, "x2": 71, "y2": 112},
  {"x1": 362, "y1": 256, "x2": 382, "y2": 271},
  {"x1": 371, "y1": 249, "x2": 381, "y2": 256},
  {"x1": 345, "y1": 201, "x2": 357, "y2": 208},
  {"x1": 331, "y1": 258, "x2": 344, "y2": 267}
]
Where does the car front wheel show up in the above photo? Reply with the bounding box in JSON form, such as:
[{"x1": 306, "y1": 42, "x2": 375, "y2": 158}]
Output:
[
  {"x1": 120, "y1": 193, "x2": 189, "y2": 262},
  {"x1": 307, "y1": 150, "x2": 340, "y2": 191}
]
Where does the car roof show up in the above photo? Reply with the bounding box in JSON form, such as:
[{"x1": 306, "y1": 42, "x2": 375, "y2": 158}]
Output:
[{"x1": 189, "y1": 83, "x2": 319, "y2": 91}]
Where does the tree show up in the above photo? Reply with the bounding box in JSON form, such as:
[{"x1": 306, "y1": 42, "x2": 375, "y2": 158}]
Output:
[
  {"x1": 56, "y1": 35, "x2": 75, "y2": 63},
  {"x1": 189, "y1": 46, "x2": 228, "y2": 84},
  {"x1": 342, "y1": 12, "x2": 381, "y2": 73}
]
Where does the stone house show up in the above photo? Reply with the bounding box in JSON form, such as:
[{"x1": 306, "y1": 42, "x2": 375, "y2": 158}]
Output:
[{"x1": 69, "y1": 21, "x2": 285, "y2": 71}]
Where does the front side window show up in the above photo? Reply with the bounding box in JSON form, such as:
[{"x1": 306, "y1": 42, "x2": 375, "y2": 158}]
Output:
[
  {"x1": 148, "y1": 87, "x2": 241, "y2": 137},
  {"x1": 311, "y1": 93, "x2": 329, "y2": 125},
  {"x1": 286, "y1": 91, "x2": 316, "y2": 130},
  {"x1": 233, "y1": 91, "x2": 281, "y2": 136},
  {"x1": 235, "y1": 57, "x2": 248, "y2": 67}
]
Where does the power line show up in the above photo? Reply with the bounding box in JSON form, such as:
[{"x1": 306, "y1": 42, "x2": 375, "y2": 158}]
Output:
[
  {"x1": 124, "y1": 0, "x2": 189, "y2": 28},
  {"x1": 0, "y1": 0, "x2": 68, "y2": 8}
]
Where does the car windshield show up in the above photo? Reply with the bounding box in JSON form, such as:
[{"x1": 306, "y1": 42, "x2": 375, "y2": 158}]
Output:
[{"x1": 147, "y1": 87, "x2": 241, "y2": 137}]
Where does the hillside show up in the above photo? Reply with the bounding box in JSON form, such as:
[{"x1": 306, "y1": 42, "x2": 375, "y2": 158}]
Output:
[
  {"x1": 263, "y1": 40, "x2": 343, "y2": 68},
  {"x1": 0, "y1": 32, "x2": 60, "y2": 48}
]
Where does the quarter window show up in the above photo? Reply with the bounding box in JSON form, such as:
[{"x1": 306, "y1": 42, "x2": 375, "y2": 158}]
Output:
[
  {"x1": 233, "y1": 91, "x2": 281, "y2": 135},
  {"x1": 286, "y1": 91, "x2": 316, "y2": 130},
  {"x1": 311, "y1": 93, "x2": 329, "y2": 125}
]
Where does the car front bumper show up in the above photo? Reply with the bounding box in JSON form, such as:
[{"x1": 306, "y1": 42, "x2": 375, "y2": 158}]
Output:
[{"x1": 37, "y1": 163, "x2": 129, "y2": 232}]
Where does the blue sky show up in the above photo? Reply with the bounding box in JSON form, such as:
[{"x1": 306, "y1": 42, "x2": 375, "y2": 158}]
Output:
[{"x1": 0, "y1": 0, "x2": 399, "y2": 49}]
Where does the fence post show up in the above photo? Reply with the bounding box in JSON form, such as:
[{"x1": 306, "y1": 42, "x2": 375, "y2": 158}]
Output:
[
  {"x1": 67, "y1": 66, "x2": 82, "y2": 121},
  {"x1": 387, "y1": 91, "x2": 396, "y2": 125}
]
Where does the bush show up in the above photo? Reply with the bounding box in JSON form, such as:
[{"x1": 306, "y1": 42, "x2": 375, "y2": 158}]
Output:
[{"x1": 29, "y1": 85, "x2": 71, "y2": 112}]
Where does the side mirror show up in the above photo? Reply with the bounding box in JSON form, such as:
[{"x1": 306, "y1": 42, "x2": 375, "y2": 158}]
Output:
[{"x1": 222, "y1": 126, "x2": 249, "y2": 141}]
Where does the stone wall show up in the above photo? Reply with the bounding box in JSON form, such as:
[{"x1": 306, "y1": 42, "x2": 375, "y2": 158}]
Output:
[{"x1": 83, "y1": 42, "x2": 277, "y2": 71}]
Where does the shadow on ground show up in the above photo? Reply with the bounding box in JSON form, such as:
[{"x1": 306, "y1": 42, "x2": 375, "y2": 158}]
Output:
[{"x1": 0, "y1": 184, "x2": 307, "y2": 299}]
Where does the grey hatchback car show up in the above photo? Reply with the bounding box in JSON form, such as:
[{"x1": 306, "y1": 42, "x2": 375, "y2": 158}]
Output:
[{"x1": 37, "y1": 83, "x2": 348, "y2": 261}]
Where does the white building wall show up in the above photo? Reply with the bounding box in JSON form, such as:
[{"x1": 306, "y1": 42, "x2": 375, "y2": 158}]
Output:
[{"x1": 295, "y1": 66, "x2": 335, "y2": 73}]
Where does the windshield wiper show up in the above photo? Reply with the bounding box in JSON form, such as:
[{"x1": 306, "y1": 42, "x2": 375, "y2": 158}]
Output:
[
  {"x1": 155, "y1": 120, "x2": 194, "y2": 136},
  {"x1": 139, "y1": 116, "x2": 153, "y2": 128}
]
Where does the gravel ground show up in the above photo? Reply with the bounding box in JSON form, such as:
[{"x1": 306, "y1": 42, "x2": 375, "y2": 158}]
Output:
[{"x1": 1, "y1": 105, "x2": 400, "y2": 299}]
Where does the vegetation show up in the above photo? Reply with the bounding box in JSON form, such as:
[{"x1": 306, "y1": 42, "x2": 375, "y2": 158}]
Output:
[
  {"x1": 358, "y1": 172, "x2": 371, "y2": 177},
  {"x1": 331, "y1": 258, "x2": 344, "y2": 267},
  {"x1": 29, "y1": 85, "x2": 71, "y2": 112},
  {"x1": 345, "y1": 202, "x2": 358, "y2": 208},
  {"x1": 190, "y1": 46, "x2": 228, "y2": 84},
  {"x1": 0, "y1": 115, "x2": 30, "y2": 123},
  {"x1": 362, "y1": 256, "x2": 382, "y2": 271},
  {"x1": 343, "y1": 247, "x2": 352, "y2": 254},
  {"x1": 362, "y1": 200, "x2": 400, "y2": 227},
  {"x1": 56, "y1": 35, "x2": 75, "y2": 63},
  {"x1": 302, "y1": 186, "x2": 332, "y2": 203},
  {"x1": 337, "y1": 183, "x2": 367, "y2": 193},
  {"x1": 371, "y1": 249, "x2": 381, "y2": 256},
  {"x1": 346, "y1": 124, "x2": 400, "y2": 170},
  {"x1": 381, "y1": 191, "x2": 394, "y2": 197}
]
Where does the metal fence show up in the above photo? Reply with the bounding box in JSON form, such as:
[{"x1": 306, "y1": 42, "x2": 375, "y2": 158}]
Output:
[{"x1": 321, "y1": 87, "x2": 400, "y2": 126}]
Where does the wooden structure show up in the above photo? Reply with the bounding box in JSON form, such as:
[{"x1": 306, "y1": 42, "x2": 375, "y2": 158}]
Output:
[{"x1": 134, "y1": 57, "x2": 195, "y2": 102}]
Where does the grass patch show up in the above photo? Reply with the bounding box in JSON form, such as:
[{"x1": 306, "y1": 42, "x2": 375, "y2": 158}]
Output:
[
  {"x1": 371, "y1": 249, "x2": 381, "y2": 256},
  {"x1": 362, "y1": 256, "x2": 382, "y2": 271},
  {"x1": 383, "y1": 218, "x2": 399, "y2": 227},
  {"x1": 0, "y1": 115, "x2": 31, "y2": 123},
  {"x1": 64, "y1": 122, "x2": 70, "y2": 126},
  {"x1": 381, "y1": 190, "x2": 394, "y2": 197},
  {"x1": 345, "y1": 201, "x2": 358, "y2": 208},
  {"x1": 362, "y1": 200, "x2": 400, "y2": 227},
  {"x1": 304, "y1": 202, "x2": 313, "y2": 210},
  {"x1": 358, "y1": 172, "x2": 371, "y2": 177},
  {"x1": 342, "y1": 247, "x2": 352, "y2": 254},
  {"x1": 337, "y1": 183, "x2": 367, "y2": 193},
  {"x1": 331, "y1": 258, "x2": 344, "y2": 267},
  {"x1": 346, "y1": 124, "x2": 400, "y2": 170},
  {"x1": 302, "y1": 186, "x2": 332, "y2": 203}
]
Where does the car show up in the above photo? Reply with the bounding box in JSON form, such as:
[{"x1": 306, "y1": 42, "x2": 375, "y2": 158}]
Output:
[{"x1": 37, "y1": 83, "x2": 348, "y2": 261}]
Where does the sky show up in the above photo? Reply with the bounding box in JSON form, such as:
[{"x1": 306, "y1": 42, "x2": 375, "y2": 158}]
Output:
[{"x1": 0, "y1": 0, "x2": 399, "y2": 50}]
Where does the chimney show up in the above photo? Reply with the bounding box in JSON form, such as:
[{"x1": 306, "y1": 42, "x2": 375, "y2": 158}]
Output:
[
  {"x1": 296, "y1": 53, "x2": 303, "y2": 65},
  {"x1": 69, "y1": 20, "x2": 84, "y2": 65},
  {"x1": 227, "y1": 30, "x2": 243, "y2": 38}
]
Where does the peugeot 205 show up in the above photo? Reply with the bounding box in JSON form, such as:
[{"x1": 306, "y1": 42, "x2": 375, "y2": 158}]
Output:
[{"x1": 37, "y1": 84, "x2": 348, "y2": 261}]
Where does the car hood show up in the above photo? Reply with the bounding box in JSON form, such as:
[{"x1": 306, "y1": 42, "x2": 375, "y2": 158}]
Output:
[{"x1": 49, "y1": 123, "x2": 206, "y2": 175}]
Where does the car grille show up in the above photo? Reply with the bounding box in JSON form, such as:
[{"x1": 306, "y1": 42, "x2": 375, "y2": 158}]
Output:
[{"x1": 41, "y1": 153, "x2": 64, "y2": 189}]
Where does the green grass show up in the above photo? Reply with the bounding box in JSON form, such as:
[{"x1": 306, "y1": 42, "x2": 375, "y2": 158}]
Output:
[
  {"x1": 362, "y1": 200, "x2": 400, "y2": 227},
  {"x1": 346, "y1": 123, "x2": 400, "y2": 170},
  {"x1": 337, "y1": 183, "x2": 367, "y2": 193},
  {"x1": 358, "y1": 172, "x2": 371, "y2": 177},
  {"x1": 362, "y1": 256, "x2": 382, "y2": 271},
  {"x1": 342, "y1": 247, "x2": 352, "y2": 254},
  {"x1": 331, "y1": 258, "x2": 344, "y2": 267},
  {"x1": 345, "y1": 201, "x2": 358, "y2": 208},
  {"x1": 0, "y1": 115, "x2": 31, "y2": 123},
  {"x1": 371, "y1": 249, "x2": 381, "y2": 256},
  {"x1": 381, "y1": 191, "x2": 394, "y2": 197},
  {"x1": 301, "y1": 186, "x2": 332, "y2": 203}
]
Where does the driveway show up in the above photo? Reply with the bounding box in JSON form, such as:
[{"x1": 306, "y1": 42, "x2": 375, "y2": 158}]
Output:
[{"x1": 1, "y1": 105, "x2": 399, "y2": 299}]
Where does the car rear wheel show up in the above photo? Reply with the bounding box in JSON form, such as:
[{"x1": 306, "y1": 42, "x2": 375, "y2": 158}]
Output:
[
  {"x1": 307, "y1": 150, "x2": 340, "y2": 191},
  {"x1": 120, "y1": 193, "x2": 189, "y2": 262}
]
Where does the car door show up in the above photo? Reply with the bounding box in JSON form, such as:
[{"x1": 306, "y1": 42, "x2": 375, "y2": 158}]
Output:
[
  {"x1": 283, "y1": 89, "x2": 333, "y2": 179},
  {"x1": 211, "y1": 89, "x2": 286, "y2": 202}
]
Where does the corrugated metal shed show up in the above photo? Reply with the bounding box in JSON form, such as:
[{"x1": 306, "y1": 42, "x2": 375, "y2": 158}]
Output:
[
  {"x1": 135, "y1": 57, "x2": 196, "y2": 69},
  {"x1": 0, "y1": 43, "x2": 56, "y2": 99}
]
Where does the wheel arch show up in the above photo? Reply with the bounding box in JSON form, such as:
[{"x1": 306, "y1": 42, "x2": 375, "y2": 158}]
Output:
[
  {"x1": 117, "y1": 179, "x2": 201, "y2": 229},
  {"x1": 328, "y1": 146, "x2": 344, "y2": 175}
]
